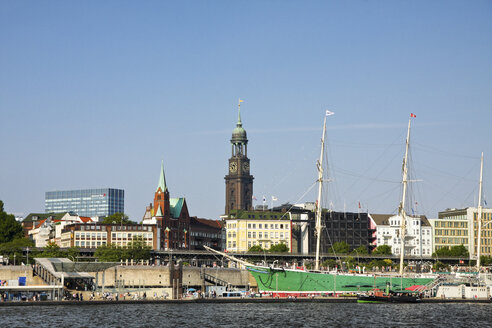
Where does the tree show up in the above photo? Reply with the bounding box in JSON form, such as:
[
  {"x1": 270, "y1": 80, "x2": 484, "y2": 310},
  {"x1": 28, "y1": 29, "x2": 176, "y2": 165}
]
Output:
[
  {"x1": 66, "y1": 246, "x2": 80, "y2": 262},
  {"x1": 126, "y1": 236, "x2": 151, "y2": 261},
  {"x1": 322, "y1": 259, "x2": 338, "y2": 269},
  {"x1": 38, "y1": 241, "x2": 64, "y2": 258},
  {"x1": 352, "y1": 245, "x2": 369, "y2": 255},
  {"x1": 0, "y1": 237, "x2": 34, "y2": 264},
  {"x1": 101, "y1": 213, "x2": 135, "y2": 225},
  {"x1": 94, "y1": 244, "x2": 124, "y2": 262},
  {"x1": 433, "y1": 245, "x2": 469, "y2": 258},
  {"x1": 330, "y1": 241, "x2": 350, "y2": 254},
  {"x1": 373, "y1": 245, "x2": 392, "y2": 255},
  {"x1": 268, "y1": 243, "x2": 288, "y2": 253},
  {"x1": 0, "y1": 200, "x2": 23, "y2": 244},
  {"x1": 247, "y1": 245, "x2": 264, "y2": 253},
  {"x1": 433, "y1": 261, "x2": 448, "y2": 271}
]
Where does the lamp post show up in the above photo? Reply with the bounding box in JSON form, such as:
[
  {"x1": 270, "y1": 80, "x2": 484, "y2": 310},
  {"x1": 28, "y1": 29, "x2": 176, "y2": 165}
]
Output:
[{"x1": 14, "y1": 254, "x2": 16, "y2": 266}]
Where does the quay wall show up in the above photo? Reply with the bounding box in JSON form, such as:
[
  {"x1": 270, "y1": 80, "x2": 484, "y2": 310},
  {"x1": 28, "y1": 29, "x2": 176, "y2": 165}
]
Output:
[
  {"x1": 0, "y1": 266, "x2": 46, "y2": 285},
  {"x1": 89, "y1": 265, "x2": 256, "y2": 289}
]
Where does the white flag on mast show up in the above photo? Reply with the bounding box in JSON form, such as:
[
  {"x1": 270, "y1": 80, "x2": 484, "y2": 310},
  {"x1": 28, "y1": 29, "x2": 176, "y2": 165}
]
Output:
[{"x1": 326, "y1": 110, "x2": 335, "y2": 116}]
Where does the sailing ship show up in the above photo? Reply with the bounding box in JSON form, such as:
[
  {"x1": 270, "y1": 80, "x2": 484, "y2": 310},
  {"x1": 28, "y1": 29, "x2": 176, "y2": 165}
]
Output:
[{"x1": 207, "y1": 113, "x2": 435, "y2": 296}]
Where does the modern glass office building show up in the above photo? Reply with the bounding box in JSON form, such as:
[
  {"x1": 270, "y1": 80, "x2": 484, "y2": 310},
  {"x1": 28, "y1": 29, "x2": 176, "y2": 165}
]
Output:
[{"x1": 45, "y1": 188, "x2": 124, "y2": 218}]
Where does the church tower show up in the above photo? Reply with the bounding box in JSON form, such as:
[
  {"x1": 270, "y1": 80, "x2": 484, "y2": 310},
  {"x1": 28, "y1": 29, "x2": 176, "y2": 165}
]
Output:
[
  {"x1": 225, "y1": 100, "x2": 254, "y2": 215},
  {"x1": 154, "y1": 161, "x2": 170, "y2": 221}
]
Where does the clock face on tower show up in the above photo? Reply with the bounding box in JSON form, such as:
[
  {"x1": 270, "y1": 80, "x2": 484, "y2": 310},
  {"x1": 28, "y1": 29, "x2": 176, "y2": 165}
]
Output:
[
  {"x1": 242, "y1": 162, "x2": 249, "y2": 173},
  {"x1": 229, "y1": 162, "x2": 237, "y2": 173}
]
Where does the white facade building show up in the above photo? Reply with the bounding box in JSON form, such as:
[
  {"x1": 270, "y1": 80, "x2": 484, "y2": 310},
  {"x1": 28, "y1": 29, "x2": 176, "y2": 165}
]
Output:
[{"x1": 370, "y1": 214, "x2": 433, "y2": 257}]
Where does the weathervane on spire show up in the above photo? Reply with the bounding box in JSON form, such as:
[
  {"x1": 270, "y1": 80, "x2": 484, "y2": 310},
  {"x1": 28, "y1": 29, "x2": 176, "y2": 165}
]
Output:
[{"x1": 237, "y1": 98, "x2": 244, "y2": 126}]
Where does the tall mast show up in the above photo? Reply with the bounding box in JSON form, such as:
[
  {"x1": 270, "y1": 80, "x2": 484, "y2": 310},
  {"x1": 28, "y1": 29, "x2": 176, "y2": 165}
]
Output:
[
  {"x1": 399, "y1": 118, "x2": 412, "y2": 276},
  {"x1": 315, "y1": 112, "x2": 331, "y2": 271},
  {"x1": 476, "y1": 152, "x2": 484, "y2": 272}
]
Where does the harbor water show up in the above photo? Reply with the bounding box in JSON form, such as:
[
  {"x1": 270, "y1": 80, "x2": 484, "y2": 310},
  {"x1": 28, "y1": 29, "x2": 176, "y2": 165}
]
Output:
[{"x1": 1, "y1": 302, "x2": 491, "y2": 327}]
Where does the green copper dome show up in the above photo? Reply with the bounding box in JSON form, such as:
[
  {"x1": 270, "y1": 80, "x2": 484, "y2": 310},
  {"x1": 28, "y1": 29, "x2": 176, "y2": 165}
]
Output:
[
  {"x1": 231, "y1": 101, "x2": 247, "y2": 143},
  {"x1": 232, "y1": 124, "x2": 247, "y2": 141}
]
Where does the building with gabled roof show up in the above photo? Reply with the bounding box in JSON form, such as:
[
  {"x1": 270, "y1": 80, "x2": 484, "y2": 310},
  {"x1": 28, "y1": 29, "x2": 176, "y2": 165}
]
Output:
[{"x1": 369, "y1": 213, "x2": 433, "y2": 257}]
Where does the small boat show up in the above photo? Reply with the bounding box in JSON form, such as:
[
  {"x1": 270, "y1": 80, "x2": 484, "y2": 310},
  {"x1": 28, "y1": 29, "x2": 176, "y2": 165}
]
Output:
[{"x1": 357, "y1": 286, "x2": 421, "y2": 303}]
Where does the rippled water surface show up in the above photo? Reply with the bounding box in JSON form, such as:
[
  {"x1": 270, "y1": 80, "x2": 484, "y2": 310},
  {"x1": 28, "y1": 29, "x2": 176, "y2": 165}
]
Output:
[{"x1": 1, "y1": 302, "x2": 491, "y2": 327}]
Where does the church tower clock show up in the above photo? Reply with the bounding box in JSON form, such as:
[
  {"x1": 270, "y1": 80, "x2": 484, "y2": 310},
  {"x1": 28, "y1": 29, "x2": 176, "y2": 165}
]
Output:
[{"x1": 225, "y1": 100, "x2": 254, "y2": 215}]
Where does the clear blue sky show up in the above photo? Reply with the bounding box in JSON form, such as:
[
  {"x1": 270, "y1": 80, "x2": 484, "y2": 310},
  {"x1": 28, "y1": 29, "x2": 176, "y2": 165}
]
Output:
[{"x1": 1, "y1": 0, "x2": 491, "y2": 221}]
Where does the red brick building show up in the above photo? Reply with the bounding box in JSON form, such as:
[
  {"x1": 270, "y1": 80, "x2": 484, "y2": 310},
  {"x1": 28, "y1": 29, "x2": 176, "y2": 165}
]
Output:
[{"x1": 142, "y1": 162, "x2": 190, "y2": 250}]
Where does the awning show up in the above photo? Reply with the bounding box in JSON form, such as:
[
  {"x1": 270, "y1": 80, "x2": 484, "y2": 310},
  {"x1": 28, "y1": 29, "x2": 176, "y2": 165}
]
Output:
[{"x1": 405, "y1": 285, "x2": 426, "y2": 292}]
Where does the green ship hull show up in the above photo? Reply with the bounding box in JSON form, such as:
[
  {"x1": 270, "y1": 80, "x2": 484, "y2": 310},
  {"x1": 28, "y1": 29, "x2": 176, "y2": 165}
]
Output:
[{"x1": 247, "y1": 266, "x2": 434, "y2": 297}]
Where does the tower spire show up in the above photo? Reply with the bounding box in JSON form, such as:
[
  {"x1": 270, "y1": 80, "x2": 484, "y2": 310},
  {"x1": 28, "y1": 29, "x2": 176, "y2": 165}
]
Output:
[
  {"x1": 157, "y1": 160, "x2": 168, "y2": 192},
  {"x1": 237, "y1": 99, "x2": 244, "y2": 126}
]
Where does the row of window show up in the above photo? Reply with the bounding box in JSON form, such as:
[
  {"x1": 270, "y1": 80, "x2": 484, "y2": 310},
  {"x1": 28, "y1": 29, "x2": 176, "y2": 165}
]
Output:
[
  {"x1": 435, "y1": 237, "x2": 468, "y2": 244},
  {"x1": 190, "y1": 231, "x2": 220, "y2": 238},
  {"x1": 247, "y1": 240, "x2": 287, "y2": 249},
  {"x1": 246, "y1": 214, "x2": 283, "y2": 219},
  {"x1": 246, "y1": 223, "x2": 288, "y2": 229},
  {"x1": 112, "y1": 232, "x2": 153, "y2": 240},
  {"x1": 75, "y1": 232, "x2": 107, "y2": 239},
  {"x1": 247, "y1": 231, "x2": 285, "y2": 239},
  {"x1": 434, "y1": 229, "x2": 468, "y2": 236},
  {"x1": 435, "y1": 221, "x2": 468, "y2": 228}
]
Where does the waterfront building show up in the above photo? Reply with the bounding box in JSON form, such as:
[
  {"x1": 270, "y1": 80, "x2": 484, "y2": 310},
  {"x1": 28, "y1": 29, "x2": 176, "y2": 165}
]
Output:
[
  {"x1": 189, "y1": 217, "x2": 224, "y2": 250},
  {"x1": 60, "y1": 223, "x2": 159, "y2": 249},
  {"x1": 224, "y1": 101, "x2": 254, "y2": 215},
  {"x1": 370, "y1": 214, "x2": 433, "y2": 257},
  {"x1": 271, "y1": 203, "x2": 375, "y2": 255},
  {"x1": 224, "y1": 210, "x2": 292, "y2": 252},
  {"x1": 433, "y1": 207, "x2": 492, "y2": 258},
  {"x1": 318, "y1": 211, "x2": 374, "y2": 253},
  {"x1": 142, "y1": 162, "x2": 190, "y2": 250},
  {"x1": 272, "y1": 203, "x2": 313, "y2": 254},
  {"x1": 45, "y1": 188, "x2": 124, "y2": 218},
  {"x1": 22, "y1": 212, "x2": 94, "y2": 247}
]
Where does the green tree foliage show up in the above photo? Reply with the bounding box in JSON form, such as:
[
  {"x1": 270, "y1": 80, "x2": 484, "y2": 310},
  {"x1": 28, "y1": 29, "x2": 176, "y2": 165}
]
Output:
[
  {"x1": 322, "y1": 259, "x2": 338, "y2": 268},
  {"x1": 94, "y1": 237, "x2": 151, "y2": 262},
  {"x1": 268, "y1": 243, "x2": 288, "y2": 253},
  {"x1": 480, "y1": 255, "x2": 492, "y2": 266},
  {"x1": 66, "y1": 247, "x2": 80, "y2": 261},
  {"x1": 345, "y1": 256, "x2": 356, "y2": 269},
  {"x1": 352, "y1": 245, "x2": 369, "y2": 255},
  {"x1": 330, "y1": 241, "x2": 350, "y2": 254},
  {"x1": 0, "y1": 237, "x2": 34, "y2": 264},
  {"x1": 433, "y1": 245, "x2": 469, "y2": 258},
  {"x1": 100, "y1": 213, "x2": 135, "y2": 224},
  {"x1": 0, "y1": 200, "x2": 23, "y2": 244},
  {"x1": 369, "y1": 259, "x2": 394, "y2": 269},
  {"x1": 433, "y1": 261, "x2": 448, "y2": 271},
  {"x1": 38, "y1": 241, "x2": 65, "y2": 258},
  {"x1": 126, "y1": 236, "x2": 151, "y2": 261},
  {"x1": 94, "y1": 244, "x2": 124, "y2": 262},
  {"x1": 247, "y1": 245, "x2": 264, "y2": 253},
  {"x1": 373, "y1": 245, "x2": 392, "y2": 255}
]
